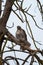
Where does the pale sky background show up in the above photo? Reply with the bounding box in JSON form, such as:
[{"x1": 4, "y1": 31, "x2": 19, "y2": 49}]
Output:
[{"x1": 1, "y1": 0, "x2": 43, "y2": 65}]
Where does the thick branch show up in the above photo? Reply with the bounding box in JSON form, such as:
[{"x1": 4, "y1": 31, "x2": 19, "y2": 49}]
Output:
[
  {"x1": 6, "y1": 30, "x2": 40, "y2": 53},
  {"x1": 0, "y1": 0, "x2": 1, "y2": 15},
  {"x1": 35, "y1": 54, "x2": 43, "y2": 65},
  {"x1": 1, "y1": 0, "x2": 14, "y2": 27},
  {"x1": 6, "y1": 30, "x2": 31, "y2": 50}
]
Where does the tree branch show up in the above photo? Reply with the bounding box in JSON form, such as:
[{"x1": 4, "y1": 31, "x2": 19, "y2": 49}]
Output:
[{"x1": 1, "y1": 0, "x2": 14, "y2": 27}]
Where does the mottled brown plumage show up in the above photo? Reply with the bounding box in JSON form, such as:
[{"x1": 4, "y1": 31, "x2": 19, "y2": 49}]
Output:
[
  {"x1": 16, "y1": 26, "x2": 31, "y2": 50},
  {"x1": 16, "y1": 26, "x2": 27, "y2": 40}
]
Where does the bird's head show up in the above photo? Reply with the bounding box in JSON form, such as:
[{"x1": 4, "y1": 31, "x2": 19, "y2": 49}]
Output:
[{"x1": 17, "y1": 26, "x2": 21, "y2": 30}]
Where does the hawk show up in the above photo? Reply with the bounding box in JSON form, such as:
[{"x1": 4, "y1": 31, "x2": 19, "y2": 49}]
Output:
[
  {"x1": 16, "y1": 26, "x2": 31, "y2": 50},
  {"x1": 16, "y1": 26, "x2": 27, "y2": 40}
]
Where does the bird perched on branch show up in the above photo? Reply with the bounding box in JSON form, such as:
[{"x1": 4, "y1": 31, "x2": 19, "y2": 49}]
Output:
[{"x1": 16, "y1": 26, "x2": 31, "y2": 51}]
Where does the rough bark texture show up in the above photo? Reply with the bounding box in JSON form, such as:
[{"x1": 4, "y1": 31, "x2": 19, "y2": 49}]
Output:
[{"x1": 0, "y1": 0, "x2": 14, "y2": 51}]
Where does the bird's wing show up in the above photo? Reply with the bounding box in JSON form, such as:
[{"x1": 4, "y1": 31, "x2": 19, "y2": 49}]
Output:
[
  {"x1": 16, "y1": 30, "x2": 21, "y2": 39},
  {"x1": 21, "y1": 29, "x2": 27, "y2": 40},
  {"x1": 16, "y1": 29, "x2": 27, "y2": 40}
]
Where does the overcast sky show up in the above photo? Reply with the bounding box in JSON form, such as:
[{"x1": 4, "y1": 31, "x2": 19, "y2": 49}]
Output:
[{"x1": 2, "y1": 0, "x2": 43, "y2": 65}]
